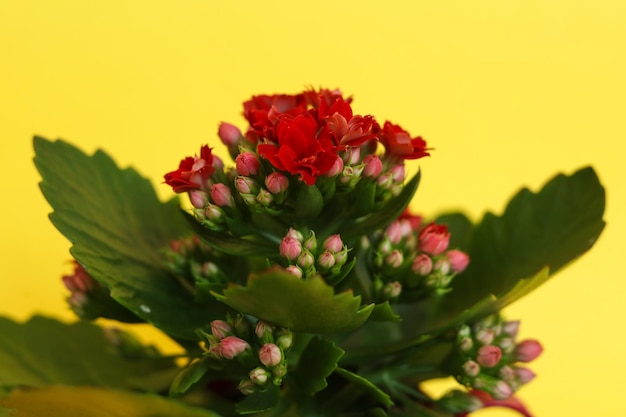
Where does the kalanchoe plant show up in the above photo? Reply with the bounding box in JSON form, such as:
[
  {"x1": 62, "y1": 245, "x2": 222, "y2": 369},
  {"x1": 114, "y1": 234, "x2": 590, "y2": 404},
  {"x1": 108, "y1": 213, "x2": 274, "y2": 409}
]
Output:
[{"x1": 1, "y1": 88, "x2": 605, "y2": 417}]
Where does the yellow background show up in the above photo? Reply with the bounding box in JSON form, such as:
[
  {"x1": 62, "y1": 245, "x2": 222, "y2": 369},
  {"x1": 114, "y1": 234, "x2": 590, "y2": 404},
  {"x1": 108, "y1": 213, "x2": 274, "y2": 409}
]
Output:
[{"x1": 1, "y1": 1, "x2": 624, "y2": 415}]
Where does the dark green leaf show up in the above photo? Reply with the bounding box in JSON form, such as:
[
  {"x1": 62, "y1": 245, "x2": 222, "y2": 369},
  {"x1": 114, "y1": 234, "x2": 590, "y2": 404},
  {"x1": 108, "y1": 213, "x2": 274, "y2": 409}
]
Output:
[
  {"x1": 369, "y1": 301, "x2": 402, "y2": 322},
  {"x1": 0, "y1": 385, "x2": 222, "y2": 417},
  {"x1": 291, "y1": 337, "x2": 345, "y2": 395},
  {"x1": 33, "y1": 137, "x2": 226, "y2": 339},
  {"x1": 334, "y1": 367, "x2": 393, "y2": 407},
  {"x1": 0, "y1": 315, "x2": 177, "y2": 391},
  {"x1": 213, "y1": 269, "x2": 374, "y2": 334},
  {"x1": 295, "y1": 184, "x2": 325, "y2": 221},
  {"x1": 434, "y1": 212, "x2": 473, "y2": 251},
  {"x1": 169, "y1": 357, "x2": 212, "y2": 396},
  {"x1": 235, "y1": 385, "x2": 280, "y2": 414}
]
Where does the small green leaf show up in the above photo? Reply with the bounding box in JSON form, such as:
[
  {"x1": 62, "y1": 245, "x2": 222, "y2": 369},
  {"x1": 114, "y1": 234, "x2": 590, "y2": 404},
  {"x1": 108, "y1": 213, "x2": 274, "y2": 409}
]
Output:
[
  {"x1": 291, "y1": 337, "x2": 345, "y2": 394},
  {"x1": 235, "y1": 385, "x2": 281, "y2": 414},
  {"x1": 213, "y1": 269, "x2": 374, "y2": 333},
  {"x1": 0, "y1": 385, "x2": 222, "y2": 417},
  {"x1": 169, "y1": 357, "x2": 212, "y2": 396},
  {"x1": 0, "y1": 315, "x2": 177, "y2": 392},
  {"x1": 334, "y1": 367, "x2": 393, "y2": 407},
  {"x1": 33, "y1": 137, "x2": 227, "y2": 339}
]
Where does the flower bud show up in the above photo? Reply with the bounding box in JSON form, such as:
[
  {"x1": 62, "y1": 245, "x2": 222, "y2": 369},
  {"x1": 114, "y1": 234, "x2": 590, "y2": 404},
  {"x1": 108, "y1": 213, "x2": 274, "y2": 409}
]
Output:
[
  {"x1": 189, "y1": 190, "x2": 208, "y2": 209},
  {"x1": 303, "y1": 231, "x2": 317, "y2": 252},
  {"x1": 317, "y1": 251, "x2": 336, "y2": 270},
  {"x1": 492, "y1": 380, "x2": 513, "y2": 400},
  {"x1": 475, "y1": 328, "x2": 495, "y2": 345},
  {"x1": 463, "y1": 360, "x2": 481, "y2": 377},
  {"x1": 210, "y1": 320, "x2": 233, "y2": 339},
  {"x1": 476, "y1": 345, "x2": 502, "y2": 368},
  {"x1": 249, "y1": 367, "x2": 270, "y2": 385},
  {"x1": 259, "y1": 343, "x2": 282, "y2": 367},
  {"x1": 434, "y1": 258, "x2": 451, "y2": 275},
  {"x1": 502, "y1": 320, "x2": 521, "y2": 337},
  {"x1": 255, "y1": 320, "x2": 274, "y2": 342},
  {"x1": 343, "y1": 147, "x2": 361, "y2": 165},
  {"x1": 376, "y1": 172, "x2": 394, "y2": 189},
  {"x1": 515, "y1": 367, "x2": 536, "y2": 384},
  {"x1": 418, "y1": 223, "x2": 450, "y2": 256},
  {"x1": 385, "y1": 249, "x2": 404, "y2": 268},
  {"x1": 256, "y1": 189, "x2": 274, "y2": 207},
  {"x1": 285, "y1": 265, "x2": 303, "y2": 278},
  {"x1": 363, "y1": 154, "x2": 383, "y2": 178},
  {"x1": 218, "y1": 336, "x2": 250, "y2": 360},
  {"x1": 210, "y1": 183, "x2": 234, "y2": 207},
  {"x1": 280, "y1": 236, "x2": 302, "y2": 261},
  {"x1": 412, "y1": 254, "x2": 433, "y2": 275},
  {"x1": 390, "y1": 164, "x2": 406, "y2": 182},
  {"x1": 235, "y1": 176, "x2": 260, "y2": 195},
  {"x1": 276, "y1": 329, "x2": 293, "y2": 350},
  {"x1": 326, "y1": 156, "x2": 344, "y2": 177},
  {"x1": 446, "y1": 249, "x2": 470, "y2": 273},
  {"x1": 218, "y1": 122, "x2": 243, "y2": 148},
  {"x1": 459, "y1": 337, "x2": 473, "y2": 352},
  {"x1": 514, "y1": 339, "x2": 543, "y2": 362},
  {"x1": 385, "y1": 221, "x2": 404, "y2": 245},
  {"x1": 204, "y1": 204, "x2": 224, "y2": 223},
  {"x1": 237, "y1": 379, "x2": 256, "y2": 395},
  {"x1": 323, "y1": 234, "x2": 344, "y2": 253},
  {"x1": 297, "y1": 250, "x2": 315, "y2": 270},
  {"x1": 265, "y1": 172, "x2": 289, "y2": 194},
  {"x1": 285, "y1": 228, "x2": 303, "y2": 241},
  {"x1": 235, "y1": 152, "x2": 261, "y2": 176},
  {"x1": 382, "y1": 281, "x2": 402, "y2": 299}
]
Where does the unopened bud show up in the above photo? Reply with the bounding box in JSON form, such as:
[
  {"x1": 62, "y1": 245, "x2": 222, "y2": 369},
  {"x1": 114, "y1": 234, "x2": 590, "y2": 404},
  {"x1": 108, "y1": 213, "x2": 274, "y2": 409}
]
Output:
[
  {"x1": 237, "y1": 379, "x2": 256, "y2": 395},
  {"x1": 463, "y1": 360, "x2": 481, "y2": 377},
  {"x1": 363, "y1": 154, "x2": 383, "y2": 178},
  {"x1": 418, "y1": 223, "x2": 450, "y2": 256},
  {"x1": 210, "y1": 183, "x2": 234, "y2": 207},
  {"x1": 297, "y1": 250, "x2": 315, "y2": 269},
  {"x1": 189, "y1": 190, "x2": 208, "y2": 209},
  {"x1": 446, "y1": 249, "x2": 470, "y2": 273},
  {"x1": 412, "y1": 254, "x2": 433, "y2": 275},
  {"x1": 235, "y1": 152, "x2": 261, "y2": 176},
  {"x1": 475, "y1": 328, "x2": 495, "y2": 345},
  {"x1": 515, "y1": 367, "x2": 536, "y2": 384},
  {"x1": 235, "y1": 176, "x2": 260, "y2": 194},
  {"x1": 280, "y1": 237, "x2": 302, "y2": 261},
  {"x1": 326, "y1": 156, "x2": 344, "y2": 177},
  {"x1": 205, "y1": 204, "x2": 224, "y2": 222},
  {"x1": 255, "y1": 320, "x2": 274, "y2": 342},
  {"x1": 514, "y1": 339, "x2": 543, "y2": 362},
  {"x1": 502, "y1": 320, "x2": 521, "y2": 337},
  {"x1": 303, "y1": 231, "x2": 317, "y2": 252},
  {"x1": 210, "y1": 320, "x2": 232, "y2": 339},
  {"x1": 265, "y1": 172, "x2": 289, "y2": 194},
  {"x1": 317, "y1": 251, "x2": 336, "y2": 270},
  {"x1": 218, "y1": 122, "x2": 243, "y2": 148},
  {"x1": 249, "y1": 367, "x2": 270, "y2": 385},
  {"x1": 323, "y1": 234, "x2": 344, "y2": 253},
  {"x1": 385, "y1": 249, "x2": 403, "y2": 268},
  {"x1": 218, "y1": 336, "x2": 250, "y2": 360},
  {"x1": 285, "y1": 265, "x2": 303, "y2": 278},
  {"x1": 476, "y1": 345, "x2": 502, "y2": 368},
  {"x1": 259, "y1": 343, "x2": 282, "y2": 367},
  {"x1": 276, "y1": 329, "x2": 293, "y2": 350}
]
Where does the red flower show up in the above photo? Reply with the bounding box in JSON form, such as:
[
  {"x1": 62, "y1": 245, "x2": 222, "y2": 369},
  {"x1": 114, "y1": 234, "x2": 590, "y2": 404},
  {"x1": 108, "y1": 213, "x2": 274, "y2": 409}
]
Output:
[
  {"x1": 243, "y1": 93, "x2": 309, "y2": 143},
  {"x1": 257, "y1": 113, "x2": 339, "y2": 185},
  {"x1": 164, "y1": 145, "x2": 215, "y2": 193},
  {"x1": 379, "y1": 121, "x2": 430, "y2": 160}
]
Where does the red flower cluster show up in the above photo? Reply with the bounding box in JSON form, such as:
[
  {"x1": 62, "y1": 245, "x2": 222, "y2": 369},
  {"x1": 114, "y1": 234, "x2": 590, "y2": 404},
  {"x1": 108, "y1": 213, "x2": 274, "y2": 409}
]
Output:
[{"x1": 248, "y1": 88, "x2": 429, "y2": 185}]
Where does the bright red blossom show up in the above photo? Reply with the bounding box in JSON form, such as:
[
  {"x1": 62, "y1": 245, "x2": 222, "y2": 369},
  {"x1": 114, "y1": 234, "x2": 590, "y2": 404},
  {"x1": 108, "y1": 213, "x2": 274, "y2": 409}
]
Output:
[
  {"x1": 257, "y1": 113, "x2": 339, "y2": 185},
  {"x1": 164, "y1": 145, "x2": 215, "y2": 193},
  {"x1": 380, "y1": 121, "x2": 430, "y2": 160}
]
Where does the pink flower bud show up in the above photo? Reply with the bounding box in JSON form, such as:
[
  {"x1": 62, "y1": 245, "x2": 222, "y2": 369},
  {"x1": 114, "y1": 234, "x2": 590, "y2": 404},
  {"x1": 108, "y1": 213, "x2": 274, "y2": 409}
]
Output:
[
  {"x1": 412, "y1": 254, "x2": 433, "y2": 275},
  {"x1": 499, "y1": 365, "x2": 516, "y2": 382},
  {"x1": 382, "y1": 281, "x2": 402, "y2": 299},
  {"x1": 343, "y1": 147, "x2": 361, "y2": 165},
  {"x1": 376, "y1": 172, "x2": 394, "y2": 189},
  {"x1": 235, "y1": 176, "x2": 259, "y2": 194},
  {"x1": 235, "y1": 152, "x2": 261, "y2": 176},
  {"x1": 326, "y1": 156, "x2": 344, "y2": 177},
  {"x1": 256, "y1": 189, "x2": 273, "y2": 207},
  {"x1": 475, "y1": 328, "x2": 495, "y2": 345},
  {"x1": 463, "y1": 360, "x2": 481, "y2": 377},
  {"x1": 285, "y1": 265, "x2": 303, "y2": 278},
  {"x1": 515, "y1": 367, "x2": 536, "y2": 384},
  {"x1": 476, "y1": 345, "x2": 502, "y2": 368},
  {"x1": 210, "y1": 183, "x2": 233, "y2": 207},
  {"x1": 210, "y1": 320, "x2": 232, "y2": 339},
  {"x1": 255, "y1": 320, "x2": 273, "y2": 340},
  {"x1": 237, "y1": 379, "x2": 256, "y2": 395},
  {"x1": 390, "y1": 164, "x2": 405, "y2": 182},
  {"x1": 502, "y1": 320, "x2": 520, "y2": 337},
  {"x1": 446, "y1": 249, "x2": 470, "y2": 273},
  {"x1": 249, "y1": 367, "x2": 270, "y2": 385},
  {"x1": 459, "y1": 337, "x2": 473, "y2": 352},
  {"x1": 218, "y1": 336, "x2": 250, "y2": 359},
  {"x1": 259, "y1": 343, "x2": 282, "y2": 367},
  {"x1": 434, "y1": 258, "x2": 451, "y2": 275},
  {"x1": 385, "y1": 249, "x2": 404, "y2": 268},
  {"x1": 492, "y1": 380, "x2": 513, "y2": 400},
  {"x1": 189, "y1": 190, "x2": 207, "y2": 209},
  {"x1": 418, "y1": 223, "x2": 450, "y2": 255},
  {"x1": 317, "y1": 251, "x2": 336, "y2": 270},
  {"x1": 218, "y1": 122, "x2": 243, "y2": 147},
  {"x1": 385, "y1": 222, "x2": 404, "y2": 245},
  {"x1": 323, "y1": 234, "x2": 344, "y2": 253},
  {"x1": 265, "y1": 172, "x2": 289, "y2": 194},
  {"x1": 514, "y1": 339, "x2": 543, "y2": 362},
  {"x1": 285, "y1": 228, "x2": 303, "y2": 241},
  {"x1": 363, "y1": 154, "x2": 383, "y2": 178},
  {"x1": 280, "y1": 236, "x2": 302, "y2": 261},
  {"x1": 303, "y1": 231, "x2": 317, "y2": 251},
  {"x1": 205, "y1": 204, "x2": 224, "y2": 222},
  {"x1": 297, "y1": 250, "x2": 315, "y2": 269}
]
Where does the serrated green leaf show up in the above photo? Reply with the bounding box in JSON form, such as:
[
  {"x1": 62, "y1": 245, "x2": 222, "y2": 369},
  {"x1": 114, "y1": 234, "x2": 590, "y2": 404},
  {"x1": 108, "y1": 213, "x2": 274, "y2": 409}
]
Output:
[
  {"x1": 33, "y1": 137, "x2": 226, "y2": 339},
  {"x1": 334, "y1": 367, "x2": 393, "y2": 407},
  {"x1": 235, "y1": 385, "x2": 281, "y2": 414},
  {"x1": 369, "y1": 301, "x2": 402, "y2": 322},
  {"x1": 407, "y1": 167, "x2": 605, "y2": 336},
  {"x1": 0, "y1": 385, "x2": 222, "y2": 417},
  {"x1": 291, "y1": 337, "x2": 345, "y2": 394},
  {"x1": 214, "y1": 269, "x2": 374, "y2": 333},
  {"x1": 0, "y1": 315, "x2": 177, "y2": 391}
]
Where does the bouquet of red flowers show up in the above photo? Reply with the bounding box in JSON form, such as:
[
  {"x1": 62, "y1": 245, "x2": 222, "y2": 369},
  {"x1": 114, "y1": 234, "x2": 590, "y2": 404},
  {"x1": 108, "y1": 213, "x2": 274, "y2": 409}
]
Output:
[{"x1": 1, "y1": 88, "x2": 605, "y2": 416}]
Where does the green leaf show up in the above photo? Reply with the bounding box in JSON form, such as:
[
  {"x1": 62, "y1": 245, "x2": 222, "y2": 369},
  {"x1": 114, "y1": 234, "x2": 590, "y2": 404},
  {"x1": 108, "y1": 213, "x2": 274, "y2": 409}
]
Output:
[
  {"x1": 407, "y1": 167, "x2": 605, "y2": 336},
  {"x1": 169, "y1": 357, "x2": 212, "y2": 396},
  {"x1": 434, "y1": 212, "x2": 473, "y2": 251},
  {"x1": 334, "y1": 367, "x2": 393, "y2": 407},
  {"x1": 0, "y1": 315, "x2": 177, "y2": 392},
  {"x1": 369, "y1": 301, "x2": 402, "y2": 322},
  {"x1": 291, "y1": 337, "x2": 345, "y2": 395},
  {"x1": 0, "y1": 385, "x2": 222, "y2": 417},
  {"x1": 33, "y1": 137, "x2": 226, "y2": 339},
  {"x1": 213, "y1": 269, "x2": 374, "y2": 334},
  {"x1": 235, "y1": 385, "x2": 281, "y2": 414},
  {"x1": 295, "y1": 184, "x2": 324, "y2": 221}
]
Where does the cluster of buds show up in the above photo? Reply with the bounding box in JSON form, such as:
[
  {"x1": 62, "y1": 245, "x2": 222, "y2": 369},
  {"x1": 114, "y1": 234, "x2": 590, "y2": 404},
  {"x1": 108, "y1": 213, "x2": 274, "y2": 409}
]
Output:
[
  {"x1": 199, "y1": 314, "x2": 293, "y2": 395},
  {"x1": 451, "y1": 314, "x2": 543, "y2": 400},
  {"x1": 278, "y1": 228, "x2": 352, "y2": 284},
  {"x1": 162, "y1": 235, "x2": 240, "y2": 298},
  {"x1": 367, "y1": 212, "x2": 470, "y2": 302}
]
